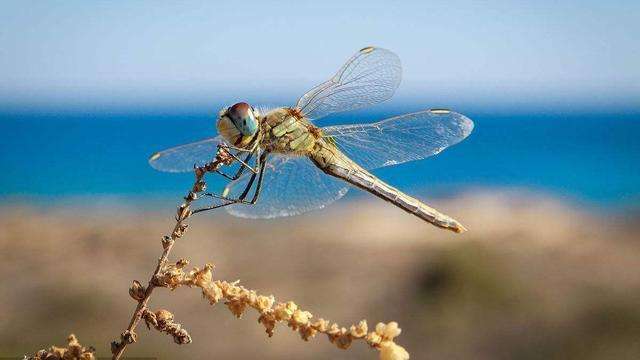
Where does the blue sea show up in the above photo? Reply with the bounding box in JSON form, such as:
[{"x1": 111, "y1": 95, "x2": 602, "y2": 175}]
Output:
[{"x1": 1, "y1": 106, "x2": 638, "y2": 210}]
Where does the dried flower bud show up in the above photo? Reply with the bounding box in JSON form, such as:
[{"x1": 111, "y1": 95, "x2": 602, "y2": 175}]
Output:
[
  {"x1": 375, "y1": 322, "x2": 402, "y2": 341},
  {"x1": 216, "y1": 147, "x2": 234, "y2": 165},
  {"x1": 366, "y1": 331, "x2": 383, "y2": 346},
  {"x1": 274, "y1": 301, "x2": 298, "y2": 321},
  {"x1": 226, "y1": 300, "x2": 248, "y2": 318},
  {"x1": 121, "y1": 330, "x2": 137, "y2": 344},
  {"x1": 223, "y1": 283, "x2": 243, "y2": 298},
  {"x1": 142, "y1": 309, "x2": 158, "y2": 329},
  {"x1": 335, "y1": 333, "x2": 353, "y2": 349},
  {"x1": 325, "y1": 324, "x2": 350, "y2": 348},
  {"x1": 176, "y1": 259, "x2": 189, "y2": 268},
  {"x1": 292, "y1": 309, "x2": 312, "y2": 326},
  {"x1": 312, "y1": 318, "x2": 329, "y2": 332},
  {"x1": 327, "y1": 323, "x2": 341, "y2": 336},
  {"x1": 255, "y1": 295, "x2": 275, "y2": 312},
  {"x1": 350, "y1": 320, "x2": 368, "y2": 338},
  {"x1": 379, "y1": 341, "x2": 410, "y2": 360},
  {"x1": 128, "y1": 280, "x2": 145, "y2": 301},
  {"x1": 162, "y1": 235, "x2": 173, "y2": 249},
  {"x1": 174, "y1": 328, "x2": 192, "y2": 345},
  {"x1": 258, "y1": 312, "x2": 277, "y2": 337},
  {"x1": 176, "y1": 204, "x2": 192, "y2": 221},
  {"x1": 202, "y1": 282, "x2": 223, "y2": 303},
  {"x1": 140, "y1": 308, "x2": 192, "y2": 346},
  {"x1": 185, "y1": 191, "x2": 198, "y2": 201},
  {"x1": 298, "y1": 324, "x2": 317, "y2": 341},
  {"x1": 156, "y1": 309, "x2": 174, "y2": 325},
  {"x1": 191, "y1": 264, "x2": 213, "y2": 288},
  {"x1": 193, "y1": 179, "x2": 206, "y2": 192},
  {"x1": 244, "y1": 290, "x2": 257, "y2": 305}
]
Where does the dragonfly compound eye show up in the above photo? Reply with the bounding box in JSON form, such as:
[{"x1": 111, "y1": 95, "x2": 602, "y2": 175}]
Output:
[{"x1": 228, "y1": 102, "x2": 258, "y2": 136}]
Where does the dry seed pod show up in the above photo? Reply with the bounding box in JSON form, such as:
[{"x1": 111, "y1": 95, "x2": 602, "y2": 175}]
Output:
[
  {"x1": 129, "y1": 280, "x2": 145, "y2": 301},
  {"x1": 156, "y1": 309, "x2": 174, "y2": 324},
  {"x1": 176, "y1": 204, "x2": 191, "y2": 221}
]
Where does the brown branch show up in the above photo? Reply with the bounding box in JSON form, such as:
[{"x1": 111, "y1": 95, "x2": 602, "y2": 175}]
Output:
[
  {"x1": 109, "y1": 146, "x2": 410, "y2": 360},
  {"x1": 110, "y1": 150, "x2": 231, "y2": 360}
]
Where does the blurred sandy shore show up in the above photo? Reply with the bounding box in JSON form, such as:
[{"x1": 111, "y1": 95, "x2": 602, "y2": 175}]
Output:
[{"x1": 1, "y1": 192, "x2": 639, "y2": 359}]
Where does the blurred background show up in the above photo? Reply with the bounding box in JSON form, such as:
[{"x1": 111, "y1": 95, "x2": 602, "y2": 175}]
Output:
[{"x1": 1, "y1": 1, "x2": 639, "y2": 359}]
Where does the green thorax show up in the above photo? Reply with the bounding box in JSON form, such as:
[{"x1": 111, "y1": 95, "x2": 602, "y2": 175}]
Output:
[{"x1": 259, "y1": 108, "x2": 322, "y2": 155}]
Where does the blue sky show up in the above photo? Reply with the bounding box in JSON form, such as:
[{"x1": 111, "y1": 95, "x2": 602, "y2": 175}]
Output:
[{"x1": 1, "y1": 0, "x2": 638, "y2": 113}]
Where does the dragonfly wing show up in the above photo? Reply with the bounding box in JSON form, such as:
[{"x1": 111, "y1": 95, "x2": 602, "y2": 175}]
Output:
[
  {"x1": 224, "y1": 154, "x2": 349, "y2": 219},
  {"x1": 322, "y1": 109, "x2": 474, "y2": 170},
  {"x1": 149, "y1": 136, "x2": 224, "y2": 173},
  {"x1": 295, "y1": 46, "x2": 401, "y2": 121}
]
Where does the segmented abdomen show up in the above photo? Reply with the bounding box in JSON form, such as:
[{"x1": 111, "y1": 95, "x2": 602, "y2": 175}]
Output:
[{"x1": 310, "y1": 139, "x2": 467, "y2": 233}]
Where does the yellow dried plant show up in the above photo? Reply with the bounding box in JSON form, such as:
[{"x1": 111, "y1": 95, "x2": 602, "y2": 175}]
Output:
[
  {"x1": 25, "y1": 334, "x2": 95, "y2": 360},
  {"x1": 25, "y1": 147, "x2": 409, "y2": 360},
  {"x1": 154, "y1": 259, "x2": 409, "y2": 359}
]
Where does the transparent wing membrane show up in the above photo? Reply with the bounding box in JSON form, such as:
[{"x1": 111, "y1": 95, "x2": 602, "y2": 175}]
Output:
[
  {"x1": 322, "y1": 110, "x2": 474, "y2": 170},
  {"x1": 224, "y1": 154, "x2": 349, "y2": 219},
  {"x1": 149, "y1": 136, "x2": 223, "y2": 173},
  {"x1": 295, "y1": 47, "x2": 401, "y2": 121}
]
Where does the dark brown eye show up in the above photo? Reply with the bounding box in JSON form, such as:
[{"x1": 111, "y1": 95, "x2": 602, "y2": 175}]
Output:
[{"x1": 229, "y1": 102, "x2": 250, "y2": 120}]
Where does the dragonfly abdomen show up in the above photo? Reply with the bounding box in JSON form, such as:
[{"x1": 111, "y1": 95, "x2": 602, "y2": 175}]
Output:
[{"x1": 310, "y1": 143, "x2": 467, "y2": 233}]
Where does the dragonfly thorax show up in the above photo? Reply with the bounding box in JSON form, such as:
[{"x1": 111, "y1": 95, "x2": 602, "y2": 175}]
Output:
[{"x1": 259, "y1": 107, "x2": 322, "y2": 155}]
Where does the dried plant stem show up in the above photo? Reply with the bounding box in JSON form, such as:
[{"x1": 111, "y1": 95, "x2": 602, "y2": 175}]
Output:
[
  {"x1": 109, "y1": 147, "x2": 409, "y2": 360},
  {"x1": 110, "y1": 155, "x2": 226, "y2": 360}
]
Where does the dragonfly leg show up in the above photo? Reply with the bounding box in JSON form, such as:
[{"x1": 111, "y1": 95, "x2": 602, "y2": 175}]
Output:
[
  {"x1": 194, "y1": 184, "x2": 254, "y2": 214},
  {"x1": 198, "y1": 152, "x2": 267, "y2": 209},
  {"x1": 201, "y1": 192, "x2": 242, "y2": 203},
  {"x1": 213, "y1": 139, "x2": 261, "y2": 178},
  {"x1": 219, "y1": 143, "x2": 256, "y2": 153},
  {"x1": 192, "y1": 200, "x2": 238, "y2": 214},
  {"x1": 213, "y1": 149, "x2": 259, "y2": 180},
  {"x1": 245, "y1": 153, "x2": 267, "y2": 204},
  {"x1": 237, "y1": 168, "x2": 259, "y2": 200}
]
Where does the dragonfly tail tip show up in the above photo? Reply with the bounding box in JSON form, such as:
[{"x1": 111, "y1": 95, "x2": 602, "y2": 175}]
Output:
[{"x1": 450, "y1": 222, "x2": 468, "y2": 233}]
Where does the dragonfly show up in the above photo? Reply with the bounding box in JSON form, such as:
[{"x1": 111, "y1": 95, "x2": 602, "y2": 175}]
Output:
[{"x1": 149, "y1": 46, "x2": 474, "y2": 233}]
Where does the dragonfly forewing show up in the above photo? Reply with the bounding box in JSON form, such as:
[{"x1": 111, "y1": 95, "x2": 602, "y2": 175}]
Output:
[{"x1": 149, "y1": 136, "x2": 224, "y2": 173}]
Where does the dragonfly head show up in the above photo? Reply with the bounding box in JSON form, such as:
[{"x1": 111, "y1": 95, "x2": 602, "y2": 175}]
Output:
[{"x1": 217, "y1": 102, "x2": 259, "y2": 146}]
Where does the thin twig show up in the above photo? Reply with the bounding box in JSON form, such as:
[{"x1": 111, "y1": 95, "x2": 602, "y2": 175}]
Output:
[
  {"x1": 110, "y1": 151, "x2": 230, "y2": 360},
  {"x1": 108, "y1": 145, "x2": 410, "y2": 360}
]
